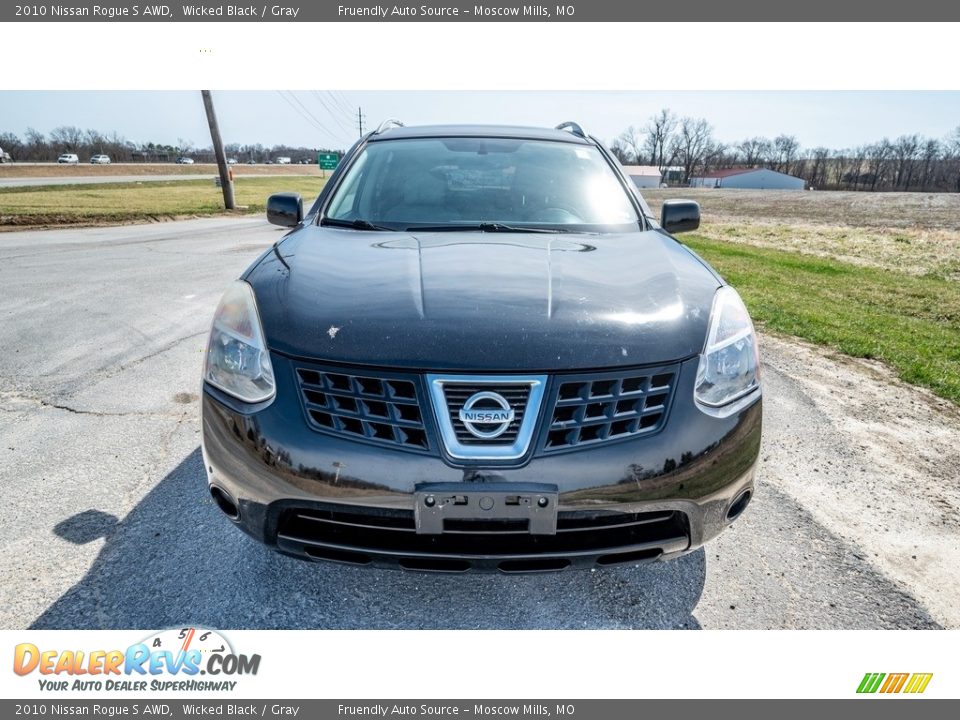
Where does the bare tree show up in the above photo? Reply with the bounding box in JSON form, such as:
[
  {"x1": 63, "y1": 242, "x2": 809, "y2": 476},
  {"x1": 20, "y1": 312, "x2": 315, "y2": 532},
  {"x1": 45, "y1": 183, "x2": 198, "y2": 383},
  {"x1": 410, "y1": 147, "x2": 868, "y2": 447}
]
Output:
[
  {"x1": 865, "y1": 139, "x2": 894, "y2": 191},
  {"x1": 23, "y1": 128, "x2": 46, "y2": 161},
  {"x1": 829, "y1": 149, "x2": 849, "y2": 189},
  {"x1": 616, "y1": 125, "x2": 644, "y2": 164},
  {"x1": 643, "y1": 109, "x2": 677, "y2": 169},
  {"x1": 944, "y1": 127, "x2": 960, "y2": 191},
  {"x1": 892, "y1": 134, "x2": 921, "y2": 190},
  {"x1": 0, "y1": 131, "x2": 23, "y2": 159},
  {"x1": 806, "y1": 147, "x2": 830, "y2": 188},
  {"x1": 50, "y1": 125, "x2": 84, "y2": 152},
  {"x1": 918, "y1": 139, "x2": 941, "y2": 191},
  {"x1": 737, "y1": 136, "x2": 771, "y2": 167},
  {"x1": 671, "y1": 117, "x2": 714, "y2": 183},
  {"x1": 608, "y1": 137, "x2": 632, "y2": 164},
  {"x1": 772, "y1": 135, "x2": 800, "y2": 174}
]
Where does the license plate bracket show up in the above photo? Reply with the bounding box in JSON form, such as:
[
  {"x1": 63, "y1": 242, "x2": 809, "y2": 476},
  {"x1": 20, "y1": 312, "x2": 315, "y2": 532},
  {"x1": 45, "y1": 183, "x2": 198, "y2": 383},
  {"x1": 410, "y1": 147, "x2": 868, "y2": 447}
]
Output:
[{"x1": 414, "y1": 482, "x2": 559, "y2": 535}]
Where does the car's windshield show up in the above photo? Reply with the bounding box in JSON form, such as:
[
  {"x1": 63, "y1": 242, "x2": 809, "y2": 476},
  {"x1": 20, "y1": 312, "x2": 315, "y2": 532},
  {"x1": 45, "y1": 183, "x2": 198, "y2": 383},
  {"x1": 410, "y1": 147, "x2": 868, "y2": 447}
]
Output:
[{"x1": 324, "y1": 137, "x2": 641, "y2": 232}]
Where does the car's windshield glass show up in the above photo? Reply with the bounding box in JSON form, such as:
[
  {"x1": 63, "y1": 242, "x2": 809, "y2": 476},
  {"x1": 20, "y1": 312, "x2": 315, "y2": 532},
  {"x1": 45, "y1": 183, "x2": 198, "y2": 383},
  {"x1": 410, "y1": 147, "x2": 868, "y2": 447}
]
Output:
[{"x1": 324, "y1": 137, "x2": 641, "y2": 232}]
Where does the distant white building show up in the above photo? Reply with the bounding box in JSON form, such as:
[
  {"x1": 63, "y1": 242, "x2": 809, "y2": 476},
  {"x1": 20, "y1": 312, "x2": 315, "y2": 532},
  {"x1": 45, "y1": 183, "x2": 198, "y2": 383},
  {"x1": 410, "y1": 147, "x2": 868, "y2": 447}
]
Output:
[
  {"x1": 689, "y1": 167, "x2": 805, "y2": 190},
  {"x1": 620, "y1": 165, "x2": 664, "y2": 189}
]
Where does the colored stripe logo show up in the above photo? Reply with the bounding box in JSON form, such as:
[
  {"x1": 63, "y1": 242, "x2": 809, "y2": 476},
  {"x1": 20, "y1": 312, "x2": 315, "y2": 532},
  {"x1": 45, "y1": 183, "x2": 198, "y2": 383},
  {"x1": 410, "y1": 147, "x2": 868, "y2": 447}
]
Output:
[{"x1": 857, "y1": 673, "x2": 933, "y2": 694}]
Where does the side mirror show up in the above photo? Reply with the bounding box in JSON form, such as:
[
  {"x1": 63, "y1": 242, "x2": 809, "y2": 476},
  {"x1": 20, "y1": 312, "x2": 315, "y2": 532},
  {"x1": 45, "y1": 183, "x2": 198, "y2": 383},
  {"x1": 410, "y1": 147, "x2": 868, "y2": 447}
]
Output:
[
  {"x1": 267, "y1": 192, "x2": 303, "y2": 227},
  {"x1": 660, "y1": 200, "x2": 700, "y2": 234}
]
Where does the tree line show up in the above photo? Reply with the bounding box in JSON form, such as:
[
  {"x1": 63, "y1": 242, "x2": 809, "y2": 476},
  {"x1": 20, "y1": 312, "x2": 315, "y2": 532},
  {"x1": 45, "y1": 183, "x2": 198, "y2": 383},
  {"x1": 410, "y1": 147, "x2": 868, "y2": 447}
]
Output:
[
  {"x1": 609, "y1": 109, "x2": 960, "y2": 192},
  {"x1": 0, "y1": 126, "x2": 341, "y2": 163}
]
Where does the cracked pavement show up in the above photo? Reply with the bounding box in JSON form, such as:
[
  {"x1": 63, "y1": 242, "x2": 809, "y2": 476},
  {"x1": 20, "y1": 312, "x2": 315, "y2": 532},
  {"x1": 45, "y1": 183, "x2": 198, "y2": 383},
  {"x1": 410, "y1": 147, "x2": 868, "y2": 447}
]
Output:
[{"x1": 1, "y1": 217, "x2": 958, "y2": 629}]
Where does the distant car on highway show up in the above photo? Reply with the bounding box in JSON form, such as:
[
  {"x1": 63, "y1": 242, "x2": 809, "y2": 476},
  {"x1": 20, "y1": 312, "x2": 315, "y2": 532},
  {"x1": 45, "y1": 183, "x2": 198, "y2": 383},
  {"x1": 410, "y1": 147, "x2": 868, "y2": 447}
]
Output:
[
  {"x1": 57, "y1": 153, "x2": 80, "y2": 164},
  {"x1": 227, "y1": 158, "x2": 238, "y2": 165},
  {"x1": 176, "y1": 157, "x2": 195, "y2": 165},
  {"x1": 247, "y1": 160, "x2": 257, "y2": 165},
  {"x1": 0, "y1": 147, "x2": 12, "y2": 163},
  {"x1": 275, "y1": 157, "x2": 292, "y2": 165},
  {"x1": 90, "y1": 154, "x2": 111, "y2": 165}
]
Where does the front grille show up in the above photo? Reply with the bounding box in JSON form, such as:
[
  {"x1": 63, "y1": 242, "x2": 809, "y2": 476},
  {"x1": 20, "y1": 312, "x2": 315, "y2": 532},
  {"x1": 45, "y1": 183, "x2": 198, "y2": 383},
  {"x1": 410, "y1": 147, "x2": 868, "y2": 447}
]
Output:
[
  {"x1": 276, "y1": 504, "x2": 690, "y2": 571},
  {"x1": 541, "y1": 367, "x2": 677, "y2": 452},
  {"x1": 443, "y1": 383, "x2": 531, "y2": 445},
  {"x1": 295, "y1": 367, "x2": 429, "y2": 452}
]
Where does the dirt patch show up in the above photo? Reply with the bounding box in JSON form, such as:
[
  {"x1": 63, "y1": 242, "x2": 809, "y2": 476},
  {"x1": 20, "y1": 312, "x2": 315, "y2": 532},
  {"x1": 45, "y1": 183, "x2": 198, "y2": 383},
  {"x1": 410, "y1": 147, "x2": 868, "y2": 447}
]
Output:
[{"x1": 759, "y1": 331, "x2": 960, "y2": 626}]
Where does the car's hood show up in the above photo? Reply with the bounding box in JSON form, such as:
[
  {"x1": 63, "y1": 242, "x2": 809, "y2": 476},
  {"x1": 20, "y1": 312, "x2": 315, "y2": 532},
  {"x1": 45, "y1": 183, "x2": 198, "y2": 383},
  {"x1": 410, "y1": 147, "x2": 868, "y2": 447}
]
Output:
[{"x1": 247, "y1": 226, "x2": 721, "y2": 371}]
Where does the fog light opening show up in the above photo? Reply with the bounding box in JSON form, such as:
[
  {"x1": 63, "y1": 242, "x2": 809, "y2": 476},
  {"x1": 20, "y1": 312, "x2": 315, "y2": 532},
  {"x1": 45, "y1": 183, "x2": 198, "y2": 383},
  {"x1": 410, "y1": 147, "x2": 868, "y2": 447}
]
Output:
[
  {"x1": 726, "y1": 490, "x2": 752, "y2": 521},
  {"x1": 210, "y1": 485, "x2": 240, "y2": 520}
]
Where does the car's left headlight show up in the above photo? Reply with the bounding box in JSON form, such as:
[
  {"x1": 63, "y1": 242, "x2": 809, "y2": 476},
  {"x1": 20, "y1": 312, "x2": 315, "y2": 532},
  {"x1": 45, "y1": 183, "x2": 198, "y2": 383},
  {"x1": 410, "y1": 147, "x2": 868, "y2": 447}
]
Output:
[
  {"x1": 694, "y1": 286, "x2": 761, "y2": 412},
  {"x1": 204, "y1": 280, "x2": 276, "y2": 403}
]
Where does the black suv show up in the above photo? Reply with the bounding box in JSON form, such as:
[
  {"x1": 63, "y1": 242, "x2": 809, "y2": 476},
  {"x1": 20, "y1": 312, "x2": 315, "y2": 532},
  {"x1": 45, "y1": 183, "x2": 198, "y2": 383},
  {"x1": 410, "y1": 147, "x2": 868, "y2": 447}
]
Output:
[{"x1": 201, "y1": 122, "x2": 762, "y2": 572}]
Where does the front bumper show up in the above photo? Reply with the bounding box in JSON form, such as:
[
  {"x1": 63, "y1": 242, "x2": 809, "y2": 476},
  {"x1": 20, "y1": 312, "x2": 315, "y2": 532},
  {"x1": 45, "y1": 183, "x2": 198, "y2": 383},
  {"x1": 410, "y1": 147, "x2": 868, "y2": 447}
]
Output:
[{"x1": 201, "y1": 353, "x2": 762, "y2": 572}]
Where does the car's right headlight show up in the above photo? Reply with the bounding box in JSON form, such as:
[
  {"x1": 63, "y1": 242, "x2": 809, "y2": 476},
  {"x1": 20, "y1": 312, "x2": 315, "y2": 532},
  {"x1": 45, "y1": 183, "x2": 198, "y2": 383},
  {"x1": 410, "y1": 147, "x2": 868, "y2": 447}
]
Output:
[
  {"x1": 694, "y1": 286, "x2": 761, "y2": 413},
  {"x1": 204, "y1": 280, "x2": 275, "y2": 403}
]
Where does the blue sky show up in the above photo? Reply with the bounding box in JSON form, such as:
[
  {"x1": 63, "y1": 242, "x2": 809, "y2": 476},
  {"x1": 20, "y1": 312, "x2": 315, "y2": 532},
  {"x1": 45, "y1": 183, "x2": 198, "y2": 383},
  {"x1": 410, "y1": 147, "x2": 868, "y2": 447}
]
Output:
[{"x1": 2, "y1": 91, "x2": 958, "y2": 151}]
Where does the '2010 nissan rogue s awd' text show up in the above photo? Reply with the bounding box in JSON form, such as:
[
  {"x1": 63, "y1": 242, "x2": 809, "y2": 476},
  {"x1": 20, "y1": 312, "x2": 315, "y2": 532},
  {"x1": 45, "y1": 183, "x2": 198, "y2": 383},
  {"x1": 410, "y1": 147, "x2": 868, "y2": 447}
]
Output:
[{"x1": 201, "y1": 121, "x2": 762, "y2": 572}]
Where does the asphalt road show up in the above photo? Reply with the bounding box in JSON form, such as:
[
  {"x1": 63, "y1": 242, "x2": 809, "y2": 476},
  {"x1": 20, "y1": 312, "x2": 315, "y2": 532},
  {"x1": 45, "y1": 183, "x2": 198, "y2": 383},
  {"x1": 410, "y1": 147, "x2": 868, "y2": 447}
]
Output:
[{"x1": 1, "y1": 217, "x2": 957, "y2": 630}]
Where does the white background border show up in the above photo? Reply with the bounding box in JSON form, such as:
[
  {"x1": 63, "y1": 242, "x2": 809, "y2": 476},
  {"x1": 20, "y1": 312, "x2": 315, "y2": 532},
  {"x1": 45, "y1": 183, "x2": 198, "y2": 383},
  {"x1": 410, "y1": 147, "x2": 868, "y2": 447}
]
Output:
[
  {"x1": 2, "y1": 630, "x2": 956, "y2": 699},
  {"x1": 1, "y1": 22, "x2": 959, "y2": 90},
  {"x1": 1, "y1": 19, "x2": 958, "y2": 702}
]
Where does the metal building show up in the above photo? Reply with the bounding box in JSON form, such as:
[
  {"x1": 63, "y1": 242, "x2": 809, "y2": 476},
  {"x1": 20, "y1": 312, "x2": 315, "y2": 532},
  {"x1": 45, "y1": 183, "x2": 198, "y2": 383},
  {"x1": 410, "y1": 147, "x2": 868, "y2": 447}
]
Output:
[
  {"x1": 620, "y1": 165, "x2": 664, "y2": 189},
  {"x1": 689, "y1": 167, "x2": 805, "y2": 190}
]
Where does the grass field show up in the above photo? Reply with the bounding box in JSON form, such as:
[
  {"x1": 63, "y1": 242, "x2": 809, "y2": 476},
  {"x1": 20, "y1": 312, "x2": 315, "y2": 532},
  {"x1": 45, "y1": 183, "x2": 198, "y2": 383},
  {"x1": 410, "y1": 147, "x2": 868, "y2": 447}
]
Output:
[
  {"x1": 640, "y1": 189, "x2": 960, "y2": 405},
  {"x1": 0, "y1": 176, "x2": 327, "y2": 228},
  {"x1": 684, "y1": 235, "x2": 960, "y2": 405},
  {"x1": 0, "y1": 162, "x2": 322, "y2": 179}
]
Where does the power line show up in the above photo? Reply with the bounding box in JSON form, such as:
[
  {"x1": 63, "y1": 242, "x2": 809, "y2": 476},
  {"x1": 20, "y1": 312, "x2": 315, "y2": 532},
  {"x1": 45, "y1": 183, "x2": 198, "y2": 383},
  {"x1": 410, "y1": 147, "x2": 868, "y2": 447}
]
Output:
[
  {"x1": 311, "y1": 90, "x2": 353, "y2": 134},
  {"x1": 288, "y1": 91, "x2": 344, "y2": 141},
  {"x1": 329, "y1": 91, "x2": 354, "y2": 116},
  {"x1": 327, "y1": 90, "x2": 353, "y2": 116},
  {"x1": 275, "y1": 91, "x2": 349, "y2": 144},
  {"x1": 275, "y1": 90, "x2": 324, "y2": 131}
]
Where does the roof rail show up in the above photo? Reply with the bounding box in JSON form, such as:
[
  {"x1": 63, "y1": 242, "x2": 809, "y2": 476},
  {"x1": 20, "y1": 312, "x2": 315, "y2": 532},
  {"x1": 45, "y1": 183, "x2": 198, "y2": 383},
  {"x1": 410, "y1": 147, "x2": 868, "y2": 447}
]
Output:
[
  {"x1": 373, "y1": 119, "x2": 405, "y2": 135},
  {"x1": 555, "y1": 121, "x2": 587, "y2": 139}
]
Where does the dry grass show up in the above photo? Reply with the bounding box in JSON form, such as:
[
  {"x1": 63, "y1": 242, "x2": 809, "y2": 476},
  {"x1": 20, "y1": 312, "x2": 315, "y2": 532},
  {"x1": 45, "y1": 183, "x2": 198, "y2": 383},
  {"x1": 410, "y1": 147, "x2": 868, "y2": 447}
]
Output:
[
  {"x1": 0, "y1": 162, "x2": 323, "y2": 179},
  {"x1": 642, "y1": 188, "x2": 960, "y2": 279},
  {"x1": 0, "y1": 176, "x2": 326, "y2": 229},
  {"x1": 642, "y1": 188, "x2": 960, "y2": 230}
]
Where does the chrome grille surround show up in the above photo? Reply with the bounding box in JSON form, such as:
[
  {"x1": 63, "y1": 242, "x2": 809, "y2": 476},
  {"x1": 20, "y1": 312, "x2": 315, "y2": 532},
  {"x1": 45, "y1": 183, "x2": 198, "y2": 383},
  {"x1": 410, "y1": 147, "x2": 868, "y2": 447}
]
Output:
[{"x1": 427, "y1": 375, "x2": 547, "y2": 461}]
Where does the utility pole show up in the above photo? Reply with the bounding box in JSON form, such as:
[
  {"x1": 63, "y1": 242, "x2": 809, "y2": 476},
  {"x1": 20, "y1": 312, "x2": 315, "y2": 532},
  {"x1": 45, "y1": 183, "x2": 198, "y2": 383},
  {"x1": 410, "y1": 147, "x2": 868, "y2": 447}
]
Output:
[
  {"x1": 201, "y1": 90, "x2": 236, "y2": 210},
  {"x1": 356, "y1": 107, "x2": 366, "y2": 137}
]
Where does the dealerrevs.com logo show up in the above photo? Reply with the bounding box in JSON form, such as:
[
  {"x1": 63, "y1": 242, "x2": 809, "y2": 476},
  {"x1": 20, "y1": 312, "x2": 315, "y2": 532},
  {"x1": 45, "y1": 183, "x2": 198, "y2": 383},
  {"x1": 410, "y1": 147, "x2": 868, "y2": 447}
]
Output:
[
  {"x1": 857, "y1": 673, "x2": 933, "y2": 695},
  {"x1": 13, "y1": 628, "x2": 261, "y2": 692}
]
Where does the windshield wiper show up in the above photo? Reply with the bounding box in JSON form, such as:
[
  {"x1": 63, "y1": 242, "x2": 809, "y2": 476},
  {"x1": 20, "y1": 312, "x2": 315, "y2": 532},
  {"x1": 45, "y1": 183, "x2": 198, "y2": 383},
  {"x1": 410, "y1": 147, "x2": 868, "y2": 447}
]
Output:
[
  {"x1": 321, "y1": 217, "x2": 396, "y2": 231},
  {"x1": 405, "y1": 223, "x2": 567, "y2": 234}
]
